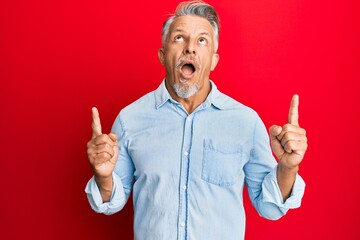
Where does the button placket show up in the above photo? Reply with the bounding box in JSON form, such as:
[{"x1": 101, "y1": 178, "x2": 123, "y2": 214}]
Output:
[{"x1": 177, "y1": 114, "x2": 194, "y2": 240}]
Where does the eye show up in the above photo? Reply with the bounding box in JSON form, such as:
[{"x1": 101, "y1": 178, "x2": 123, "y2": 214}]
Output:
[
  {"x1": 175, "y1": 35, "x2": 184, "y2": 42},
  {"x1": 198, "y1": 38, "x2": 207, "y2": 45}
]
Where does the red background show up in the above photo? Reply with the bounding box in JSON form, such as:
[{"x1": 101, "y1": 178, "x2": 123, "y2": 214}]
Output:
[{"x1": 1, "y1": 0, "x2": 359, "y2": 239}]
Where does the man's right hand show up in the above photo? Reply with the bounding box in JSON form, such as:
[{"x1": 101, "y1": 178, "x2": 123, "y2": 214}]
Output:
[{"x1": 87, "y1": 107, "x2": 118, "y2": 201}]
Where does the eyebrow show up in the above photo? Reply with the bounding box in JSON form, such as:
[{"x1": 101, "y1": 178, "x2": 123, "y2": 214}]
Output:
[{"x1": 171, "y1": 29, "x2": 211, "y2": 38}]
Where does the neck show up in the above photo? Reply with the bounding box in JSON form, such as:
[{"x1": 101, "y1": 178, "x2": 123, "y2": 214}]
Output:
[{"x1": 165, "y1": 80, "x2": 211, "y2": 114}]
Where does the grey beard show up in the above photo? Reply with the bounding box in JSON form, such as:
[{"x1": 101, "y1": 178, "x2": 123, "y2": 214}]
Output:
[{"x1": 172, "y1": 82, "x2": 199, "y2": 99}]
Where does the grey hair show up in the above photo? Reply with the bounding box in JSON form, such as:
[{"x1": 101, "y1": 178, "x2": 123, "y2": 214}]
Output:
[{"x1": 161, "y1": 0, "x2": 220, "y2": 52}]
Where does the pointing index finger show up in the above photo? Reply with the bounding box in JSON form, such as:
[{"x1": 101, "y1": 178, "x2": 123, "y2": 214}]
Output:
[
  {"x1": 288, "y1": 94, "x2": 299, "y2": 126},
  {"x1": 92, "y1": 107, "x2": 102, "y2": 138}
]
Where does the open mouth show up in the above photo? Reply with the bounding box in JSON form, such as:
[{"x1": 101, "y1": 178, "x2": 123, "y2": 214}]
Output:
[{"x1": 180, "y1": 63, "x2": 196, "y2": 79}]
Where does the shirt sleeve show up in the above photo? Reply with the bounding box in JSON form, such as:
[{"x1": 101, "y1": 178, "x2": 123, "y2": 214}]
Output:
[
  {"x1": 85, "y1": 113, "x2": 135, "y2": 215},
  {"x1": 262, "y1": 166, "x2": 305, "y2": 215},
  {"x1": 85, "y1": 172, "x2": 127, "y2": 215},
  {"x1": 244, "y1": 115, "x2": 306, "y2": 220}
]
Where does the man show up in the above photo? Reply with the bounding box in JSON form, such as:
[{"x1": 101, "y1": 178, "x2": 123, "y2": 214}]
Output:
[{"x1": 85, "y1": 1, "x2": 307, "y2": 239}]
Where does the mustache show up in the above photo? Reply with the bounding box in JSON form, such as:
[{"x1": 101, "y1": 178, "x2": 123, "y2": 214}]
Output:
[{"x1": 175, "y1": 56, "x2": 201, "y2": 71}]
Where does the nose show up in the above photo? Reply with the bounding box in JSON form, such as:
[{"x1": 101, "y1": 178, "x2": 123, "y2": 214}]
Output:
[{"x1": 184, "y1": 41, "x2": 196, "y2": 55}]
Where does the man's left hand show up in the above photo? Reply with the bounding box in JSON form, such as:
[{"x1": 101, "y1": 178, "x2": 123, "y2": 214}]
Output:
[{"x1": 269, "y1": 95, "x2": 308, "y2": 170}]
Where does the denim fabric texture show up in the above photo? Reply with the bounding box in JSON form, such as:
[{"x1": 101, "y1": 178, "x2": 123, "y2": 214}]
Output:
[{"x1": 86, "y1": 80, "x2": 305, "y2": 240}]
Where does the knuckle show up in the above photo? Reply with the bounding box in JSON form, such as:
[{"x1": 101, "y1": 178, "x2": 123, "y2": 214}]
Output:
[
  {"x1": 302, "y1": 128, "x2": 307, "y2": 136},
  {"x1": 86, "y1": 140, "x2": 95, "y2": 148},
  {"x1": 96, "y1": 144, "x2": 104, "y2": 152},
  {"x1": 283, "y1": 124, "x2": 291, "y2": 131},
  {"x1": 108, "y1": 149, "x2": 114, "y2": 156},
  {"x1": 100, "y1": 152, "x2": 112, "y2": 160},
  {"x1": 103, "y1": 134, "x2": 111, "y2": 141},
  {"x1": 95, "y1": 134, "x2": 108, "y2": 143},
  {"x1": 94, "y1": 135, "x2": 103, "y2": 144},
  {"x1": 87, "y1": 145, "x2": 95, "y2": 155},
  {"x1": 283, "y1": 132, "x2": 290, "y2": 139},
  {"x1": 289, "y1": 141, "x2": 296, "y2": 149},
  {"x1": 105, "y1": 143, "x2": 112, "y2": 150},
  {"x1": 284, "y1": 143, "x2": 292, "y2": 152},
  {"x1": 97, "y1": 152, "x2": 107, "y2": 159},
  {"x1": 88, "y1": 153, "x2": 97, "y2": 163},
  {"x1": 284, "y1": 140, "x2": 294, "y2": 151},
  {"x1": 281, "y1": 132, "x2": 292, "y2": 144}
]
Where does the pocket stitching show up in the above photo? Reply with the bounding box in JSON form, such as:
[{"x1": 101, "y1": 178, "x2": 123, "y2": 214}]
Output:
[{"x1": 202, "y1": 140, "x2": 243, "y2": 187}]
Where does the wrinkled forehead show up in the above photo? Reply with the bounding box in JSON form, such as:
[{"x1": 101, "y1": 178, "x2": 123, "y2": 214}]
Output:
[{"x1": 168, "y1": 15, "x2": 215, "y2": 37}]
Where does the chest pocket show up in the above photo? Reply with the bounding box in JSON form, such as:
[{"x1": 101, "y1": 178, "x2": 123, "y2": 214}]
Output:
[{"x1": 201, "y1": 139, "x2": 243, "y2": 187}]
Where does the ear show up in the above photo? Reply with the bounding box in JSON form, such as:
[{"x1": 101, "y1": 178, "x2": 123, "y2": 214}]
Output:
[
  {"x1": 158, "y1": 48, "x2": 165, "y2": 66},
  {"x1": 210, "y1": 53, "x2": 219, "y2": 71}
]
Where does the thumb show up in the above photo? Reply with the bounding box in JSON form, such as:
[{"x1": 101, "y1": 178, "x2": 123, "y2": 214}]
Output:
[
  {"x1": 109, "y1": 133, "x2": 119, "y2": 163},
  {"x1": 92, "y1": 107, "x2": 102, "y2": 139},
  {"x1": 269, "y1": 125, "x2": 284, "y2": 159},
  {"x1": 108, "y1": 133, "x2": 118, "y2": 143},
  {"x1": 269, "y1": 125, "x2": 282, "y2": 140}
]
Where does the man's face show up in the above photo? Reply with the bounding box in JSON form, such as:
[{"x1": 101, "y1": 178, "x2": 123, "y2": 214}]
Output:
[{"x1": 158, "y1": 15, "x2": 219, "y2": 99}]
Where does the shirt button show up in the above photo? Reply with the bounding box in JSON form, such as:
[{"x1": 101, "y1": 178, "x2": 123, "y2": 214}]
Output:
[
  {"x1": 182, "y1": 185, "x2": 187, "y2": 190},
  {"x1": 184, "y1": 151, "x2": 189, "y2": 156},
  {"x1": 180, "y1": 221, "x2": 186, "y2": 227},
  {"x1": 187, "y1": 117, "x2": 192, "y2": 122}
]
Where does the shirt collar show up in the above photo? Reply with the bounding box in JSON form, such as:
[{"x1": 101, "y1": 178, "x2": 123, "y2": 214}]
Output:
[
  {"x1": 154, "y1": 79, "x2": 226, "y2": 110},
  {"x1": 154, "y1": 79, "x2": 172, "y2": 109}
]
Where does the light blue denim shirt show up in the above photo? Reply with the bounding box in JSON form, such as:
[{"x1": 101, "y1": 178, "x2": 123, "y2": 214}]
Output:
[{"x1": 85, "y1": 80, "x2": 305, "y2": 240}]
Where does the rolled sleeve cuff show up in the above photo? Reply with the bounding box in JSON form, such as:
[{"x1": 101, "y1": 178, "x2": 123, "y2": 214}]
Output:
[
  {"x1": 262, "y1": 166, "x2": 306, "y2": 214},
  {"x1": 85, "y1": 172, "x2": 126, "y2": 215}
]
